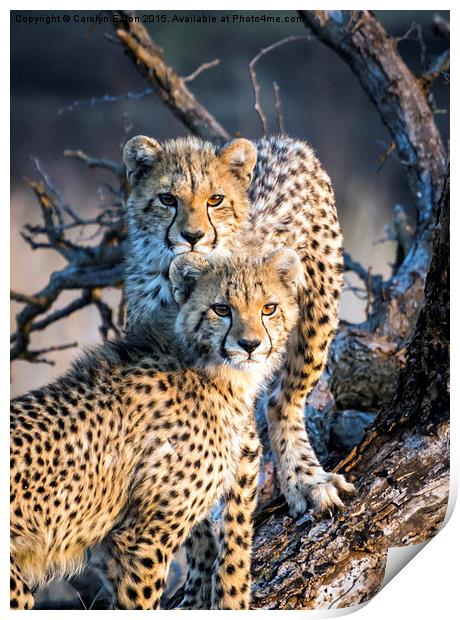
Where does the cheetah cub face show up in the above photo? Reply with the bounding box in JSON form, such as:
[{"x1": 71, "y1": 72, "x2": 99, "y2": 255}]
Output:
[
  {"x1": 123, "y1": 135, "x2": 257, "y2": 256},
  {"x1": 170, "y1": 249, "x2": 301, "y2": 375}
]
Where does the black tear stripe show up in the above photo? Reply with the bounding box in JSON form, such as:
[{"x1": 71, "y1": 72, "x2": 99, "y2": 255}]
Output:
[
  {"x1": 261, "y1": 316, "x2": 273, "y2": 359},
  {"x1": 219, "y1": 313, "x2": 233, "y2": 361},
  {"x1": 165, "y1": 205, "x2": 178, "y2": 249},
  {"x1": 206, "y1": 204, "x2": 218, "y2": 250}
]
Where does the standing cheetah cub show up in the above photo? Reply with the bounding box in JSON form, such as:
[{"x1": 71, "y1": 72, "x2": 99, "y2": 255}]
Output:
[
  {"x1": 123, "y1": 134, "x2": 354, "y2": 518},
  {"x1": 10, "y1": 250, "x2": 301, "y2": 610}
]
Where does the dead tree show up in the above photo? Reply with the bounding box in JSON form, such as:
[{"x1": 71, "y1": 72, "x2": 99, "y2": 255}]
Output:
[
  {"x1": 11, "y1": 10, "x2": 449, "y2": 609},
  {"x1": 248, "y1": 171, "x2": 449, "y2": 608}
]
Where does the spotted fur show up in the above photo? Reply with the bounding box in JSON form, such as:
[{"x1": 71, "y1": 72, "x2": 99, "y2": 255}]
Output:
[
  {"x1": 123, "y1": 134, "x2": 355, "y2": 609},
  {"x1": 10, "y1": 251, "x2": 300, "y2": 610},
  {"x1": 123, "y1": 134, "x2": 354, "y2": 519}
]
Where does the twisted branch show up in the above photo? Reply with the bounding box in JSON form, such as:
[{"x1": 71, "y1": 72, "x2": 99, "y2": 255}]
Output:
[
  {"x1": 111, "y1": 10, "x2": 228, "y2": 141},
  {"x1": 11, "y1": 168, "x2": 126, "y2": 364},
  {"x1": 63, "y1": 150, "x2": 125, "y2": 178},
  {"x1": 299, "y1": 10, "x2": 447, "y2": 337}
]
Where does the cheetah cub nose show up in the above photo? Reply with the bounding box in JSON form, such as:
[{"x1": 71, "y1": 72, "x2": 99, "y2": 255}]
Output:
[
  {"x1": 238, "y1": 338, "x2": 261, "y2": 353},
  {"x1": 181, "y1": 230, "x2": 205, "y2": 245}
]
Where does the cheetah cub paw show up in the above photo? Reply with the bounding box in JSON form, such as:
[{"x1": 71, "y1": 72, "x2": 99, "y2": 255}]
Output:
[{"x1": 286, "y1": 468, "x2": 355, "y2": 518}]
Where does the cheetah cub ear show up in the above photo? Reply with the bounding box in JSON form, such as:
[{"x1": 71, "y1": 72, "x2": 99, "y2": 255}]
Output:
[
  {"x1": 265, "y1": 249, "x2": 303, "y2": 292},
  {"x1": 218, "y1": 138, "x2": 257, "y2": 188},
  {"x1": 169, "y1": 253, "x2": 209, "y2": 304},
  {"x1": 123, "y1": 135, "x2": 162, "y2": 185}
]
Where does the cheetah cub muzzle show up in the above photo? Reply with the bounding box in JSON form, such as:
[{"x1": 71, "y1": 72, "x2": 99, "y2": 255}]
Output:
[{"x1": 10, "y1": 249, "x2": 301, "y2": 610}]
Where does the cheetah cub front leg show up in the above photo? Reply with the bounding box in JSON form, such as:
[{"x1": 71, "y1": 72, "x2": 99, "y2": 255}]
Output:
[
  {"x1": 211, "y1": 421, "x2": 261, "y2": 610},
  {"x1": 177, "y1": 424, "x2": 261, "y2": 610},
  {"x1": 266, "y1": 313, "x2": 354, "y2": 518},
  {"x1": 177, "y1": 519, "x2": 217, "y2": 609},
  {"x1": 106, "y1": 519, "x2": 174, "y2": 610},
  {"x1": 10, "y1": 558, "x2": 34, "y2": 610}
]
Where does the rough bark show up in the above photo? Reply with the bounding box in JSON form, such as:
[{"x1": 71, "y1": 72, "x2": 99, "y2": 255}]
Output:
[
  {"x1": 248, "y1": 172, "x2": 449, "y2": 610},
  {"x1": 329, "y1": 329, "x2": 405, "y2": 411}
]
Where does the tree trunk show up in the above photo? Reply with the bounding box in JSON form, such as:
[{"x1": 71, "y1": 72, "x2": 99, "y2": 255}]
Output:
[{"x1": 249, "y1": 172, "x2": 449, "y2": 609}]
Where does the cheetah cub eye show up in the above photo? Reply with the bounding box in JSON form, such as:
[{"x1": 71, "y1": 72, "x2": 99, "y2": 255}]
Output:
[
  {"x1": 211, "y1": 304, "x2": 231, "y2": 317},
  {"x1": 158, "y1": 193, "x2": 178, "y2": 207},
  {"x1": 262, "y1": 303, "x2": 277, "y2": 316},
  {"x1": 207, "y1": 194, "x2": 225, "y2": 207}
]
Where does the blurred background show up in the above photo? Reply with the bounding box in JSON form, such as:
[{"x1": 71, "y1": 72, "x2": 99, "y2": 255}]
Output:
[{"x1": 10, "y1": 10, "x2": 449, "y2": 397}]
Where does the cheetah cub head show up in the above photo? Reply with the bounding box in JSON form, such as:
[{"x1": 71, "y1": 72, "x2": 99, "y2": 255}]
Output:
[
  {"x1": 123, "y1": 135, "x2": 257, "y2": 256},
  {"x1": 169, "y1": 249, "x2": 301, "y2": 376}
]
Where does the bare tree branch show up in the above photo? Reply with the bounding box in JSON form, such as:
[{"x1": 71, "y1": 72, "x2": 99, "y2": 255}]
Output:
[
  {"x1": 272, "y1": 81, "x2": 285, "y2": 134},
  {"x1": 11, "y1": 166, "x2": 126, "y2": 364},
  {"x1": 91, "y1": 288, "x2": 120, "y2": 339},
  {"x1": 20, "y1": 341, "x2": 79, "y2": 366},
  {"x1": 420, "y1": 49, "x2": 450, "y2": 91},
  {"x1": 64, "y1": 149, "x2": 125, "y2": 178},
  {"x1": 57, "y1": 88, "x2": 156, "y2": 116},
  {"x1": 432, "y1": 14, "x2": 450, "y2": 41},
  {"x1": 298, "y1": 11, "x2": 446, "y2": 226},
  {"x1": 111, "y1": 10, "x2": 228, "y2": 141},
  {"x1": 395, "y1": 21, "x2": 427, "y2": 67},
  {"x1": 249, "y1": 35, "x2": 307, "y2": 135},
  {"x1": 11, "y1": 291, "x2": 45, "y2": 307},
  {"x1": 343, "y1": 251, "x2": 382, "y2": 297},
  {"x1": 10, "y1": 260, "x2": 125, "y2": 363},
  {"x1": 10, "y1": 293, "x2": 93, "y2": 345},
  {"x1": 183, "y1": 58, "x2": 220, "y2": 83}
]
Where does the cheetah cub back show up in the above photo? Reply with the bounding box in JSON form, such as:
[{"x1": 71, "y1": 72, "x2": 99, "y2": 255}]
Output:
[{"x1": 11, "y1": 249, "x2": 301, "y2": 610}]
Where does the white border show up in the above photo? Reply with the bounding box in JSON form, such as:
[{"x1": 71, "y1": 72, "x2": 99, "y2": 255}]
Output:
[{"x1": 4, "y1": 4, "x2": 456, "y2": 618}]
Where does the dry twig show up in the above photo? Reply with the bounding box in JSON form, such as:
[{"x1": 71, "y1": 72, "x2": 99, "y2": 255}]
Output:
[
  {"x1": 183, "y1": 58, "x2": 220, "y2": 83},
  {"x1": 11, "y1": 170, "x2": 126, "y2": 364},
  {"x1": 58, "y1": 89, "x2": 156, "y2": 116},
  {"x1": 249, "y1": 35, "x2": 307, "y2": 135},
  {"x1": 273, "y1": 81, "x2": 285, "y2": 134}
]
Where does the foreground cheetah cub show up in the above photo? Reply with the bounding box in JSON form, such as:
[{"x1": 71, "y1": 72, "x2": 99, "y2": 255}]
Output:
[
  {"x1": 10, "y1": 250, "x2": 301, "y2": 610},
  {"x1": 123, "y1": 134, "x2": 354, "y2": 518}
]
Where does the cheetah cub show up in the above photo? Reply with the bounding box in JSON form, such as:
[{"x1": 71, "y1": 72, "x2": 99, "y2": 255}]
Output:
[
  {"x1": 123, "y1": 134, "x2": 354, "y2": 518},
  {"x1": 10, "y1": 250, "x2": 301, "y2": 610}
]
